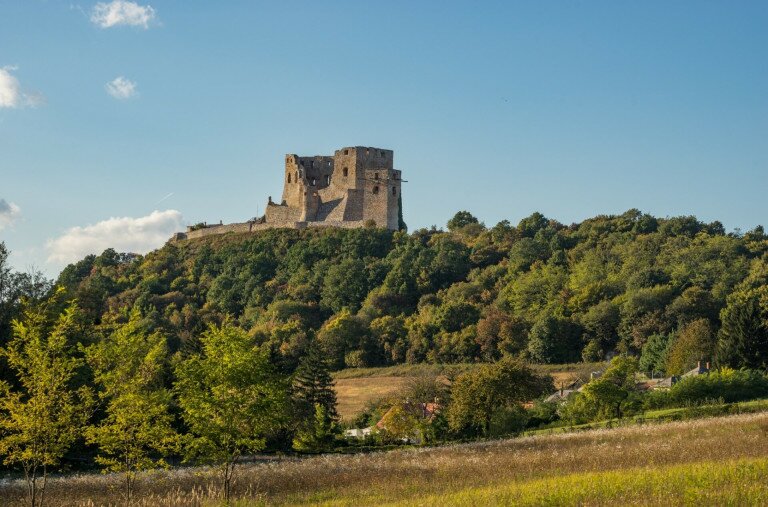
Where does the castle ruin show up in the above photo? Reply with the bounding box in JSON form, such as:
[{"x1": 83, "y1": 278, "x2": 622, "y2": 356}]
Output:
[{"x1": 172, "y1": 146, "x2": 403, "y2": 240}]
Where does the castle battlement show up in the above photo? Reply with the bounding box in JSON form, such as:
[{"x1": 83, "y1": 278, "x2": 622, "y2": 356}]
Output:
[{"x1": 171, "y1": 146, "x2": 403, "y2": 241}]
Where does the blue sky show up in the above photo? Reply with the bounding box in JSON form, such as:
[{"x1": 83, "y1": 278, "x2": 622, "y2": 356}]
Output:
[{"x1": 1, "y1": 1, "x2": 767, "y2": 276}]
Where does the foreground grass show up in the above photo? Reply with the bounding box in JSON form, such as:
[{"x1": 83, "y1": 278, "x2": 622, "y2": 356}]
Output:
[
  {"x1": 525, "y1": 397, "x2": 768, "y2": 436},
  {"x1": 2, "y1": 410, "x2": 767, "y2": 506},
  {"x1": 383, "y1": 458, "x2": 768, "y2": 506}
]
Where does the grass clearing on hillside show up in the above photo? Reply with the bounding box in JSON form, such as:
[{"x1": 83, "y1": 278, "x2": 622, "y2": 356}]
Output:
[
  {"x1": 333, "y1": 361, "x2": 606, "y2": 380},
  {"x1": 333, "y1": 361, "x2": 607, "y2": 420},
  {"x1": 334, "y1": 376, "x2": 409, "y2": 420},
  {"x1": 3, "y1": 411, "x2": 767, "y2": 506}
]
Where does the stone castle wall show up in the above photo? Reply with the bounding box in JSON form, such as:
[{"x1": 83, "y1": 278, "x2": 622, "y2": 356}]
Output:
[{"x1": 170, "y1": 146, "x2": 403, "y2": 242}]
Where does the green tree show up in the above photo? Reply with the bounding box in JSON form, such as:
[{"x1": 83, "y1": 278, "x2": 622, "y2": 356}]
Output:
[
  {"x1": 526, "y1": 312, "x2": 582, "y2": 364},
  {"x1": 0, "y1": 295, "x2": 93, "y2": 507},
  {"x1": 639, "y1": 333, "x2": 672, "y2": 374},
  {"x1": 665, "y1": 319, "x2": 716, "y2": 375},
  {"x1": 292, "y1": 340, "x2": 338, "y2": 421},
  {"x1": 579, "y1": 355, "x2": 638, "y2": 420},
  {"x1": 448, "y1": 358, "x2": 551, "y2": 436},
  {"x1": 320, "y1": 258, "x2": 369, "y2": 313},
  {"x1": 84, "y1": 309, "x2": 179, "y2": 503},
  {"x1": 717, "y1": 286, "x2": 768, "y2": 369},
  {"x1": 316, "y1": 309, "x2": 367, "y2": 369},
  {"x1": 174, "y1": 322, "x2": 288, "y2": 502},
  {"x1": 447, "y1": 211, "x2": 480, "y2": 232},
  {"x1": 292, "y1": 404, "x2": 339, "y2": 452}
]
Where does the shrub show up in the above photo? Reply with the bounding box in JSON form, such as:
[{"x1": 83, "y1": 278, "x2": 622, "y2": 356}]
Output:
[{"x1": 666, "y1": 368, "x2": 768, "y2": 405}]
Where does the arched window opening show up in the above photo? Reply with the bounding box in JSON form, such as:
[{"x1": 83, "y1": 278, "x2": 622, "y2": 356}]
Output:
[
  {"x1": 288, "y1": 174, "x2": 292, "y2": 183},
  {"x1": 325, "y1": 175, "x2": 331, "y2": 185},
  {"x1": 311, "y1": 178, "x2": 316, "y2": 186},
  {"x1": 374, "y1": 173, "x2": 379, "y2": 180},
  {"x1": 392, "y1": 186, "x2": 397, "y2": 195},
  {"x1": 372, "y1": 185, "x2": 379, "y2": 195},
  {"x1": 343, "y1": 167, "x2": 348, "y2": 177}
]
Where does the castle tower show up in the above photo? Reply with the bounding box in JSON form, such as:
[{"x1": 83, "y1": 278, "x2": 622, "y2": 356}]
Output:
[{"x1": 268, "y1": 146, "x2": 402, "y2": 231}]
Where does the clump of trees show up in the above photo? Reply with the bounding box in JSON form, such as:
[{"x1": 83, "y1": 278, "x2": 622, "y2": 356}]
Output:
[{"x1": 38, "y1": 209, "x2": 768, "y2": 374}]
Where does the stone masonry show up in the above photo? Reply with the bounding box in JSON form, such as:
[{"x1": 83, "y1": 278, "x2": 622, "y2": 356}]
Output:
[{"x1": 171, "y1": 146, "x2": 403, "y2": 241}]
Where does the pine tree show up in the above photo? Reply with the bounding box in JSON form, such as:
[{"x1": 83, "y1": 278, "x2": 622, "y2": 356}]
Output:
[{"x1": 292, "y1": 340, "x2": 338, "y2": 421}]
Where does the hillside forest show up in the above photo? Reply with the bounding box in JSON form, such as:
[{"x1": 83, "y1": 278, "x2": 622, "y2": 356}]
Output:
[{"x1": 4, "y1": 209, "x2": 768, "y2": 375}]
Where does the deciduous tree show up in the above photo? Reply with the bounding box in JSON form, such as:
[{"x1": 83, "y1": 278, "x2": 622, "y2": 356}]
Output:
[
  {"x1": 175, "y1": 322, "x2": 288, "y2": 502},
  {"x1": 84, "y1": 309, "x2": 179, "y2": 503},
  {"x1": 0, "y1": 294, "x2": 92, "y2": 507}
]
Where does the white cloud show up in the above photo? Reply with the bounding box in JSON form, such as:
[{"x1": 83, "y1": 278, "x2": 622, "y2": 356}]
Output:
[
  {"x1": 46, "y1": 210, "x2": 183, "y2": 265},
  {"x1": 0, "y1": 199, "x2": 21, "y2": 230},
  {"x1": 0, "y1": 66, "x2": 44, "y2": 109},
  {"x1": 91, "y1": 1, "x2": 157, "y2": 29},
  {"x1": 106, "y1": 76, "x2": 138, "y2": 99}
]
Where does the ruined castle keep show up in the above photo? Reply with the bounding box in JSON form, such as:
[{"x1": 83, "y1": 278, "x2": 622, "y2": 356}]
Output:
[{"x1": 173, "y1": 146, "x2": 403, "y2": 240}]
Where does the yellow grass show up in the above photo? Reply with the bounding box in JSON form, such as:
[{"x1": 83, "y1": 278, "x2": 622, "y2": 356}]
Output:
[
  {"x1": 334, "y1": 376, "x2": 409, "y2": 420},
  {"x1": 379, "y1": 458, "x2": 768, "y2": 506},
  {"x1": 333, "y1": 361, "x2": 605, "y2": 420},
  {"x1": 3, "y1": 410, "x2": 767, "y2": 506}
]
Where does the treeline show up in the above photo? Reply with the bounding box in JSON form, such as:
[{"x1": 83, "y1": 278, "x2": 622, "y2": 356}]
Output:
[{"x1": 38, "y1": 209, "x2": 768, "y2": 373}]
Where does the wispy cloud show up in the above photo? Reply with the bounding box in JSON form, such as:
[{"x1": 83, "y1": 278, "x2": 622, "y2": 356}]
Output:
[
  {"x1": 91, "y1": 1, "x2": 157, "y2": 29},
  {"x1": 46, "y1": 210, "x2": 183, "y2": 265},
  {"x1": 106, "y1": 76, "x2": 138, "y2": 99},
  {"x1": 0, "y1": 66, "x2": 44, "y2": 109},
  {"x1": 0, "y1": 199, "x2": 21, "y2": 230}
]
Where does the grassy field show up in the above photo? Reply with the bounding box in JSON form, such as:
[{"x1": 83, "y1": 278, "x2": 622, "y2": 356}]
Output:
[
  {"x1": 334, "y1": 376, "x2": 410, "y2": 420},
  {"x1": 524, "y1": 397, "x2": 768, "y2": 436},
  {"x1": 3, "y1": 410, "x2": 767, "y2": 506},
  {"x1": 333, "y1": 361, "x2": 606, "y2": 420}
]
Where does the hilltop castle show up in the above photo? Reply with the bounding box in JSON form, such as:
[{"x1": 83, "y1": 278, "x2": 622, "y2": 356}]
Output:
[{"x1": 172, "y1": 146, "x2": 403, "y2": 240}]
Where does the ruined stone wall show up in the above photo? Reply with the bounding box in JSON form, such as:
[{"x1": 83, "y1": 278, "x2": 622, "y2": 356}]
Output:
[
  {"x1": 265, "y1": 203, "x2": 301, "y2": 224},
  {"x1": 183, "y1": 221, "x2": 274, "y2": 240}
]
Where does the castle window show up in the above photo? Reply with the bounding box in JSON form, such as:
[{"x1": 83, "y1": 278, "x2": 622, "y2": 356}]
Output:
[
  {"x1": 310, "y1": 161, "x2": 314, "y2": 168},
  {"x1": 299, "y1": 169, "x2": 303, "y2": 178},
  {"x1": 325, "y1": 175, "x2": 331, "y2": 185},
  {"x1": 288, "y1": 174, "x2": 291, "y2": 183},
  {"x1": 380, "y1": 151, "x2": 385, "y2": 157},
  {"x1": 311, "y1": 178, "x2": 316, "y2": 186},
  {"x1": 343, "y1": 167, "x2": 348, "y2": 177},
  {"x1": 372, "y1": 185, "x2": 379, "y2": 195},
  {"x1": 328, "y1": 161, "x2": 331, "y2": 166},
  {"x1": 295, "y1": 171, "x2": 298, "y2": 181},
  {"x1": 392, "y1": 186, "x2": 397, "y2": 195},
  {"x1": 374, "y1": 173, "x2": 379, "y2": 180},
  {"x1": 344, "y1": 149, "x2": 349, "y2": 155}
]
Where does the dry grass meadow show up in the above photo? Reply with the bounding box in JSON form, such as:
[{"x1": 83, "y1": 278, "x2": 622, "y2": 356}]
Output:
[
  {"x1": 332, "y1": 361, "x2": 604, "y2": 421},
  {"x1": 333, "y1": 376, "x2": 409, "y2": 421},
  {"x1": 2, "y1": 410, "x2": 767, "y2": 506}
]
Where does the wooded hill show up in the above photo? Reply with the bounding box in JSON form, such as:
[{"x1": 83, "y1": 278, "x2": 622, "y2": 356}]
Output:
[{"x1": 49, "y1": 209, "x2": 768, "y2": 373}]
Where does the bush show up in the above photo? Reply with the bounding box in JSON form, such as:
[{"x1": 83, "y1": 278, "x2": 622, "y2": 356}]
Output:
[{"x1": 666, "y1": 368, "x2": 768, "y2": 405}]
